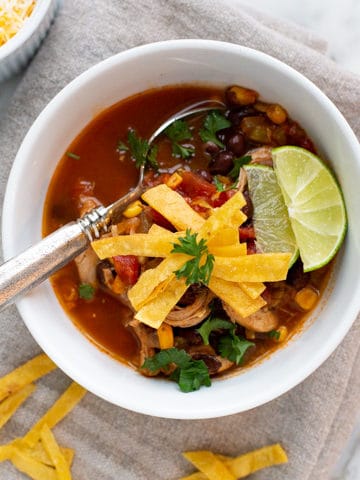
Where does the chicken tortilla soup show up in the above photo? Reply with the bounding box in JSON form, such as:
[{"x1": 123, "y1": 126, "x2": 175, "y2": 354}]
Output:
[{"x1": 43, "y1": 84, "x2": 346, "y2": 392}]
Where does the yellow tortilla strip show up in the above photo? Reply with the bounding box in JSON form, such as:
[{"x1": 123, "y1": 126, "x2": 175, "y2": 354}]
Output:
[
  {"x1": 40, "y1": 424, "x2": 72, "y2": 480},
  {"x1": 135, "y1": 277, "x2": 188, "y2": 329},
  {"x1": 142, "y1": 184, "x2": 205, "y2": 231},
  {"x1": 0, "y1": 443, "x2": 13, "y2": 462},
  {"x1": 199, "y1": 192, "x2": 246, "y2": 241},
  {"x1": 208, "y1": 244, "x2": 247, "y2": 257},
  {"x1": 10, "y1": 447, "x2": 58, "y2": 480},
  {"x1": 207, "y1": 227, "x2": 240, "y2": 247},
  {"x1": 212, "y1": 253, "x2": 291, "y2": 282},
  {"x1": 218, "y1": 444, "x2": 288, "y2": 477},
  {"x1": 23, "y1": 441, "x2": 74, "y2": 468},
  {"x1": 182, "y1": 451, "x2": 236, "y2": 480},
  {"x1": 209, "y1": 277, "x2": 266, "y2": 318},
  {"x1": 0, "y1": 354, "x2": 56, "y2": 402},
  {"x1": 128, "y1": 254, "x2": 189, "y2": 311},
  {"x1": 239, "y1": 282, "x2": 266, "y2": 300},
  {"x1": 92, "y1": 233, "x2": 176, "y2": 258},
  {"x1": 0, "y1": 383, "x2": 36, "y2": 429},
  {"x1": 22, "y1": 382, "x2": 86, "y2": 448}
]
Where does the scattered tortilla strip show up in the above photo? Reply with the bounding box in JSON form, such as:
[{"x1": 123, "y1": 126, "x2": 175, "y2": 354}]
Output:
[
  {"x1": 207, "y1": 227, "x2": 240, "y2": 247},
  {"x1": 180, "y1": 444, "x2": 288, "y2": 480},
  {"x1": 128, "y1": 254, "x2": 189, "y2": 310},
  {"x1": 0, "y1": 354, "x2": 56, "y2": 402},
  {"x1": 182, "y1": 451, "x2": 236, "y2": 480},
  {"x1": 23, "y1": 440, "x2": 74, "y2": 468},
  {"x1": 212, "y1": 253, "x2": 291, "y2": 283},
  {"x1": 135, "y1": 277, "x2": 188, "y2": 329},
  {"x1": 199, "y1": 192, "x2": 246, "y2": 241},
  {"x1": 239, "y1": 282, "x2": 266, "y2": 300},
  {"x1": 40, "y1": 424, "x2": 72, "y2": 480},
  {"x1": 92, "y1": 232, "x2": 177, "y2": 258},
  {"x1": 208, "y1": 244, "x2": 247, "y2": 257},
  {"x1": 148, "y1": 224, "x2": 182, "y2": 237},
  {"x1": 0, "y1": 383, "x2": 36, "y2": 429},
  {"x1": 10, "y1": 447, "x2": 58, "y2": 480},
  {"x1": 142, "y1": 184, "x2": 205, "y2": 231},
  {"x1": 218, "y1": 444, "x2": 288, "y2": 477},
  {"x1": 0, "y1": 443, "x2": 13, "y2": 462},
  {"x1": 22, "y1": 382, "x2": 86, "y2": 448},
  {"x1": 209, "y1": 277, "x2": 266, "y2": 318}
]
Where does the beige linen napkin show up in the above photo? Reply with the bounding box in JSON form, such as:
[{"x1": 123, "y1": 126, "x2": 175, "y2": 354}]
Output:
[{"x1": 0, "y1": 1, "x2": 360, "y2": 479}]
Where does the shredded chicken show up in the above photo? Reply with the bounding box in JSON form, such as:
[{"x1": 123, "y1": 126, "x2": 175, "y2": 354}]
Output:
[
  {"x1": 222, "y1": 302, "x2": 278, "y2": 332},
  {"x1": 166, "y1": 290, "x2": 214, "y2": 327},
  {"x1": 249, "y1": 146, "x2": 273, "y2": 166},
  {"x1": 74, "y1": 248, "x2": 99, "y2": 286},
  {"x1": 188, "y1": 345, "x2": 234, "y2": 375},
  {"x1": 129, "y1": 319, "x2": 159, "y2": 374}
]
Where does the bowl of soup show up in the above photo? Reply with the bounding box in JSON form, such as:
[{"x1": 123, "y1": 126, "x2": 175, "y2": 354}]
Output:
[{"x1": 2, "y1": 40, "x2": 360, "y2": 419}]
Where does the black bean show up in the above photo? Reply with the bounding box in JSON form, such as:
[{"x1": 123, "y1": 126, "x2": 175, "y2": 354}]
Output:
[
  {"x1": 226, "y1": 131, "x2": 245, "y2": 156},
  {"x1": 227, "y1": 106, "x2": 259, "y2": 126},
  {"x1": 203, "y1": 141, "x2": 220, "y2": 156},
  {"x1": 208, "y1": 151, "x2": 234, "y2": 175}
]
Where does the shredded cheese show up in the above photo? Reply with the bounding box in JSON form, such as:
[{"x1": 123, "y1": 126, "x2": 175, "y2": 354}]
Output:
[{"x1": 0, "y1": 0, "x2": 36, "y2": 47}]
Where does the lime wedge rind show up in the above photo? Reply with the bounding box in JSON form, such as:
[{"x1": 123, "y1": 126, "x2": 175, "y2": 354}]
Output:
[
  {"x1": 244, "y1": 164, "x2": 299, "y2": 267},
  {"x1": 272, "y1": 146, "x2": 347, "y2": 272}
]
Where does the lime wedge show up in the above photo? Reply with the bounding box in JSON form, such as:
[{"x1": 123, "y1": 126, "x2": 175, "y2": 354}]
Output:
[
  {"x1": 272, "y1": 146, "x2": 347, "y2": 272},
  {"x1": 244, "y1": 164, "x2": 299, "y2": 266}
]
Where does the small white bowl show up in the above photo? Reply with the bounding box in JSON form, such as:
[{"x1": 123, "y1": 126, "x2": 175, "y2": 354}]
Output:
[
  {"x1": 3, "y1": 40, "x2": 360, "y2": 419},
  {"x1": 0, "y1": 0, "x2": 60, "y2": 82}
]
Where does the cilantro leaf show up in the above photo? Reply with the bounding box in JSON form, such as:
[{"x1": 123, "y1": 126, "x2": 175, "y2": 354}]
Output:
[
  {"x1": 268, "y1": 330, "x2": 281, "y2": 340},
  {"x1": 199, "y1": 111, "x2": 231, "y2": 148},
  {"x1": 228, "y1": 155, "x2": 252, "y2": 179},
  {"x1": 78, "y1": 283, "x2": 95, "y2": 300},
  {"x1": 116, "y1": 140, "x2": 129, "y2": 152},
  {"x1": 218, "y1": 328, "x2": 254, "y2": 365},
  {"x1": 66, "y1": 151, "x2": 80, "y2": 160},
  {"x1": 171, "y1": 229, "x2": 214, "y2": 286},
  {"x1": 214, "y1": 176, "x2": 226, "y2": 192},
  {"x1": 171, "y1": 361, "x2": 211, "y2": 392},
  {"x1": 197, "y1": 317, "x2": 234, "y2": 345},
  {"x1": 127, "y1": 129, "x2": 159, "y2": 169},
  {"x1": 165, "y1": 120, "x2": 195, "y2": 159},
  {"x1": 142, "y1": 348, "x2": 211, "y2": 392}
]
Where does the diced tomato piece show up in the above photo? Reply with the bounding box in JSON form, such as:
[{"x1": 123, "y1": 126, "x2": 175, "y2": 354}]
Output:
[
  {"x1": 113, "y1": 255, "x2": 140, "y2": 286},
  {"x1": 177, "y1": 171, "x2": 216, "y2": 199},
  {"x1": 246, "y1": 239, "x2": 257, "y2": 255},
  {"x1": 149, "y1": 208, "x2": 175, "y2": 231},
  {"x1": 239, "y1": 225, "x2": 256, "y2": 241},
  {"x1": 212, "y1": 189, "x2": 237, "y2": 207}
]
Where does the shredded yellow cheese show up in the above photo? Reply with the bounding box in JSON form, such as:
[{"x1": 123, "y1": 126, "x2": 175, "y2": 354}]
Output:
[{"x1": 0, "y1": 0, "x2": 36, "y2": 47}]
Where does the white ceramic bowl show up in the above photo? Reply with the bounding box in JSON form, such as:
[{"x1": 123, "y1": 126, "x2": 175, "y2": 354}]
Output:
[
  {"x1": 0, "y1": 0, "x2": 60, "y2": 82},
  {"x1": 3, "y1": 40, "x2": 360, "y2": 419}
]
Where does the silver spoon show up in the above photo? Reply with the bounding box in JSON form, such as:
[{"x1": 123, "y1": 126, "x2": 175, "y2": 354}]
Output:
[{"x1": 0, "y1": 100, "x2": 225, "y2": 310}]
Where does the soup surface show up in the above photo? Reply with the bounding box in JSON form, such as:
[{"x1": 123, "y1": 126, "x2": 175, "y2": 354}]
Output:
[{"x1": 43, "y1": 84, "x2": 333, "y2": 391}]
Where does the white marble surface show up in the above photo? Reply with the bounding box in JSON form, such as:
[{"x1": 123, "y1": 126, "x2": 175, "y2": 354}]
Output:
[{"x1": 0, "y1": 1, "x2": 360, "y2": 479}]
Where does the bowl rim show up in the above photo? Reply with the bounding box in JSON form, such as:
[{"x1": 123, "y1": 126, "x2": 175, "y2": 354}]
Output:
[
  {"x1": 0, "y1": 0, "x2": 56, "y2": 61},
  {"x1": 3, "y1": 39, "x2": 360, "y2": 419}
]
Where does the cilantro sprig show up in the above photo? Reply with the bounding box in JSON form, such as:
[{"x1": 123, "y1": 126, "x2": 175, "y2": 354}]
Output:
[
  {"x1": 164, "y1": 120, "x2": 195, "y2": 159},
  {"x1": 197, "y1": 317, "x2": 234, "y2": 345},
  {"x1": 142, "y1": 348, "x2": 211, "y2": 392},
  {"x1": 117, "y1": 130, "x2": 159, "y2": 169},
  {"x1": 214, "y1": 176, "x2": 237, "y2": 192},
  {"x1": 228, "y1": 154, "x2": 252, "y2": 180},
  {"x1": 218, "y1": 325, "x2": 254, "y2": 365},
  {"x1": 199, "y1": 111, "x2": 231, "y2": 148},
  {"x1": 78, "y1": 283, "x2": 95, "y2": 300},
  {"x1": 171, "y1": 229, "x2": 215, "y2": 286}
]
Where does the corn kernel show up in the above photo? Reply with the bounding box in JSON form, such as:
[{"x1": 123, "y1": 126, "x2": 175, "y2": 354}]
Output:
[
  {"x1": 266, "y1": 104, "x2": 287, "y2": 125},
  {"x1": 295, "y1": 287, "x2": 319, "y2": 311},
  {"x1": 226, "y1": 85, "x2": 259, "y2": 106},
  {"x1": 166, "y1": 172, "x2": 183, "y2": 189},
  {"x1": 112, "y1": 275, "x2": 126, "y2": 294},
  {"x1": 245, "y1": 329, "x2": 256, "y2": 340},
  {"x1": 157, "y1": 323, "x2": 174, "y2": 349},
  {"x1": 123, "y1": 200, "x2": 143, "y2": 218}
]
